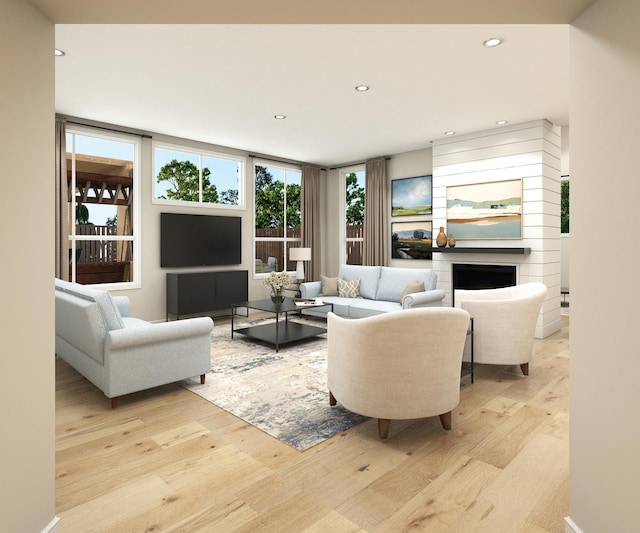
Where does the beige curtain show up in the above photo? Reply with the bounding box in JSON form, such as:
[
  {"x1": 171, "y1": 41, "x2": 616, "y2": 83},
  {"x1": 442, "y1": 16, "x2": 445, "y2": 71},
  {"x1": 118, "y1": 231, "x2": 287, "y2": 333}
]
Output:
[
  {"x1": 363, "y1": 157, "x2": 388, "y2": 266},
  {"x1": 301, "y1": 164, "x2": 321, "y2": 281},
  {"x1": 55, "y1": 116, "x2": 69, "y2": 280}
]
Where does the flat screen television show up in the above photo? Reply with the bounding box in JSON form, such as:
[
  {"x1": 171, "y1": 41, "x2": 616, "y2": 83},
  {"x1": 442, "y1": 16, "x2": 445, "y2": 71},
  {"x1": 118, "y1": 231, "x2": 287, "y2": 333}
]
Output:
[{"x1": 161, "y1": 213, "x2": 242, "y2": 267}]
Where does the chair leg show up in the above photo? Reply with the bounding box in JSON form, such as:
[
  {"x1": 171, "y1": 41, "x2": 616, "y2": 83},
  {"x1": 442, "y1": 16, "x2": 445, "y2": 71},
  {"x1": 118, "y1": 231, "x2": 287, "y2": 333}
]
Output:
[
  {"x1": 200, "y1": 374, "x2": 206, "y2": 385},
  {"x1": 378, "y1": 418, "x2": 391, "y2": 439},
  {"x1": 329, "y1": 391, "x2": 336, "y2": 406},
  {"x1": 520, "y1": 362, "x2": 529, "y2": 376},
  {"x1": 111, "y1": 397, "x2": 118, "y2": 409},
  {"x1": 439, "y1": 411, "x2": 452, "y2": 430}
]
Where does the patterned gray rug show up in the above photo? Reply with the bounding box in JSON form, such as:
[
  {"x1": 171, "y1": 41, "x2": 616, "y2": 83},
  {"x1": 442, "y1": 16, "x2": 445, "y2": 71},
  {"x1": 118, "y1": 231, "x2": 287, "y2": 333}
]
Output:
[{"x1": 180, "y1": 318, "x2": 367, "y2": 451}]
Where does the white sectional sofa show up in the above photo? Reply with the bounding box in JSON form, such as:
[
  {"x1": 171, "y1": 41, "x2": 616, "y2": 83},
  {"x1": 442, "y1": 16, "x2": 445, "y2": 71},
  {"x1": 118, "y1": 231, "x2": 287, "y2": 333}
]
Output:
[
  {"x1": 55, "y1": 278, "x2": 213, "y2": 408},
  {"x1": 299, "y1": 264, "x2": 445, "y2": 319}
]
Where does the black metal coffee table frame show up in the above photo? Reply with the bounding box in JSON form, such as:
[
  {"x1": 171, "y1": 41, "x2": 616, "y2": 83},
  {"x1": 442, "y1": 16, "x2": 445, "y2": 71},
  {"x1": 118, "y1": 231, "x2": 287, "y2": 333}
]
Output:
[{"x1": 231, "y1": 298, "x2": 333, "y2": 352}]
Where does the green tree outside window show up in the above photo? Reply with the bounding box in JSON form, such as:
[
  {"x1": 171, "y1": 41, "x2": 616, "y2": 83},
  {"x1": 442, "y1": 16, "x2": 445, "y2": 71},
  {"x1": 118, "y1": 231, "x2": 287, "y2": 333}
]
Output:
[
  {"x1": 254, "y1": 165, "x2": 300, "y2": 229},
  {"x1": 156, "y1": 159, "x2": 218, "y2": 203},
  {"x1": 561, "y1": 181, "x2": 570, "y2": 233},
  {"x1": 345, "y1": 172, "x2": 365, "y2": 224}
]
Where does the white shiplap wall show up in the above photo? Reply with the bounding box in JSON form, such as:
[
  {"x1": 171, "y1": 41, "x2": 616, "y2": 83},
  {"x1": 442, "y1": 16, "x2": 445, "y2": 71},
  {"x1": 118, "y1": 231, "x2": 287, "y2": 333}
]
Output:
[{"x1": 432, "y1": 119, "x2": 561, "y2": 338}]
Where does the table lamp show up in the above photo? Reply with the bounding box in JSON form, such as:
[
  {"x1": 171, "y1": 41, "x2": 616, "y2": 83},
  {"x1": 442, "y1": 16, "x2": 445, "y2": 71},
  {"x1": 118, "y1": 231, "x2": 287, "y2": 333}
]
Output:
[{"x1": 289, "y1": 247, "x2": 311, "y2": 283}]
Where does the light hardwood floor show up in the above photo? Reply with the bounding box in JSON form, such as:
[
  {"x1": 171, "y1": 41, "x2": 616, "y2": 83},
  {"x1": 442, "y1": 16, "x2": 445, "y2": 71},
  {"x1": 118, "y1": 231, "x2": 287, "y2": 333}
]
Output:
[{"x1": 56, "y1": 315, "x2": 569, "y2": 532}]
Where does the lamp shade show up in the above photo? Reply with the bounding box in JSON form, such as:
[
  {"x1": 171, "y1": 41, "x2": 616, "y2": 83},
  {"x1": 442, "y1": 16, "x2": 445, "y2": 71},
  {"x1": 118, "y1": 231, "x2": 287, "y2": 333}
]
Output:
[{"x1": 289, "y1": 247, "x2": 311, "y2": 261}]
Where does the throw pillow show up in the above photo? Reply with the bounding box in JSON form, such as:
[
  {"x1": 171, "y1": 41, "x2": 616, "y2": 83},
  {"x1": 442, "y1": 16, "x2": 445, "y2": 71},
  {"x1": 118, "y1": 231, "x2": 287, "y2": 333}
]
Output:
[
  {"x1": 338, "y1": 277, "x2": 361, "y2": 298},
  {"x1": 320, "y1": 275, "x2": 339, "y2": 296},
  {"x1": 400, "y1": 281, "x2": 425, "y2": 302}
]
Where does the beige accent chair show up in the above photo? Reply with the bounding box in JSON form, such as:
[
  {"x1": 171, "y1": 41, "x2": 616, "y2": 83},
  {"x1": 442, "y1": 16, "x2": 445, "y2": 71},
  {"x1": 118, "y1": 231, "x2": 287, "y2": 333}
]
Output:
[
  {"x1": 455, "y1": 282, "x2": 547, "y2": 376},
  {"x1": 327, "y1": 307, "x2": 471, "y2": 439}
]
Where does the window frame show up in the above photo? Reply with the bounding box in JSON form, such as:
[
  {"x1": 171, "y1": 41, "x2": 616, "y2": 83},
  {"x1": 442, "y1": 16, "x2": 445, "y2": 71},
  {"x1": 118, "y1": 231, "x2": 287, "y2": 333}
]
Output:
[
  {"x1": 340, "y1": 165, "x2": 366, "y2": 265},
  {"x1": 66, "y1": 125, "x2": 141, "y2": 290},
  {"x1": 253, "y1": 159, "x2": 302, "y2": 279},
  {"x1": 151, "y1": 140, "x2": 246, "y2": 210}
]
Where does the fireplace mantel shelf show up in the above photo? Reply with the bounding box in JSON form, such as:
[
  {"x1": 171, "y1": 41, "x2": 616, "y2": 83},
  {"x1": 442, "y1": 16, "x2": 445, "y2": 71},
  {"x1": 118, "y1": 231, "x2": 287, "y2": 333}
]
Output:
[{"x1": 432, "y1": 247, "x2": 531, "y2": 255}]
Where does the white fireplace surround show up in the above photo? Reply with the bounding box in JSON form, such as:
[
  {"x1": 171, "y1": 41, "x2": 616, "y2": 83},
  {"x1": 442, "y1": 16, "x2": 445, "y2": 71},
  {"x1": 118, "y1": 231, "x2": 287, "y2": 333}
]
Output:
[{"x1": 431, "y1": 120, "x2": 562, "y2": 339}]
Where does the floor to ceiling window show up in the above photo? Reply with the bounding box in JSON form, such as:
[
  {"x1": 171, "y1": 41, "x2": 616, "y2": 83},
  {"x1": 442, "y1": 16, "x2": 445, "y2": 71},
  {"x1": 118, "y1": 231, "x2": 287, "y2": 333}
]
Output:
[
  {"x1": 342, "y1": 167, "x2": 365, "y2": 265},
  {"x1": 66, "y1": 127, "x2": 140, "y2": 287},
  {"x1": 254, "y1": 162, "x2": 301, "y2": 276}
]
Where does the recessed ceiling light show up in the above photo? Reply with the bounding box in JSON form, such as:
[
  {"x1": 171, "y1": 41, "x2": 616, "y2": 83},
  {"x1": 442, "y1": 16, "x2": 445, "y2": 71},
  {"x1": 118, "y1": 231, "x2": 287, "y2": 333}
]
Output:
[
  {"x1": 445, "y1": 131, "x2": 456, "y2": 136},
  {"x1": 483, "y1": 37, "x2": 503, "y2": 48},
  {"x1": 274, "y1": 115, "x2": 286, "y2": 120},
  {"x1": 355, "y1": 85, "x2": 370, "y2": 92},
  {"x1": 55, "y1": 48, "x2": 65, "y2": 56},
  {"x1": 496, "y1": 120, "x2": 508, "y2": 125}
]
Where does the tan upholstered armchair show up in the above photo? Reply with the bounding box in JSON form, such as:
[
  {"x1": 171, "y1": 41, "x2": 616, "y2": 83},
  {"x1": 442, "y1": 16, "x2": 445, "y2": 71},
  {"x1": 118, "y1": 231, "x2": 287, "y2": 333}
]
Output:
[
  {"x1": 455, "y1": 282, "x2": 547, "y2": 376},
  {"x1": 327, "y1": 307, "x2": 471, "y2": 439}
]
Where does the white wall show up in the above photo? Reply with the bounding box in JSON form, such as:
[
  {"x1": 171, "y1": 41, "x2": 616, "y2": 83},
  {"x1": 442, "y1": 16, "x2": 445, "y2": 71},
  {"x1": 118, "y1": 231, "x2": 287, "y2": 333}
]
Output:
[
  {"x1": 569, "y1": 1, "x2": 640, "y2": 530},
  {"x1": 0, "y1": 1, "x2": 58, "y2": 531},
  {"x1": 432, "y1": 120, "x2": 562, "y2": 338},
  {"x1": 387, "y1": 147, "x2": 434, "y2": 268}
]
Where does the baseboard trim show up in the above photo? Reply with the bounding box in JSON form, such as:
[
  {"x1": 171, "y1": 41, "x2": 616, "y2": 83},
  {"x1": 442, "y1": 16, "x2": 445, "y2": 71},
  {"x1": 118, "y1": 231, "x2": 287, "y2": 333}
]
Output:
[
  {"x1": 565, "y1": 516, "x2": 583, "y2": 533},
  {"x1": 42, "y1": 516, "x2": 60, "y2": 533}
]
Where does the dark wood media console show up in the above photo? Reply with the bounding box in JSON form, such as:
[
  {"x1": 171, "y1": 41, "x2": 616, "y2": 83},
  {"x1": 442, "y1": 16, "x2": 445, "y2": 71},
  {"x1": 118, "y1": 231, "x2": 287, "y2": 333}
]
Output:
[{"x1": 166, "y1": 270, "x2": 248, "y2": 320}]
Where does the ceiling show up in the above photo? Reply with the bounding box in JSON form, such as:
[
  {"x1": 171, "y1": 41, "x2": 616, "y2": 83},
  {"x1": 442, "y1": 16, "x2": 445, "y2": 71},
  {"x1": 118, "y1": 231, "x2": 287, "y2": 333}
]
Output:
[{"x1": 48, "y1": 1, "x2": 592, "y2": 167}]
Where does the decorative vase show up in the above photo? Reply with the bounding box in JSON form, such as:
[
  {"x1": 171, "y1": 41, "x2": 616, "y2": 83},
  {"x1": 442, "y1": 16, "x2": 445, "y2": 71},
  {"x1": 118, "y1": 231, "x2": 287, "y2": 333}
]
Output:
[
  {"x1": 448, "y1": 234, "x2": 456, "y2": 248},
  {"x1": 270, "y1": 291, "x2": 285, "y2": 305},
  {"x1": 436, "y1": 227, "x2": 447, "y2": 248}
]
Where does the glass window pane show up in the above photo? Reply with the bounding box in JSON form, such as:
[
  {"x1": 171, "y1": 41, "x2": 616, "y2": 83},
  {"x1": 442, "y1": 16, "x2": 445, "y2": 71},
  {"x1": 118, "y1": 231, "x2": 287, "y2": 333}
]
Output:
[
  {"x1": 255, "y1": 165, "x2": 285, "y2": 229},
  {"x1": 561, "y1": 181, "x2": 570, "y2": 234},
  {"x1": 74, "y1": 239, "x2": 133, "y2": 284},
  {"x1": 154, "y1": 147, "x2": 200, "y2": 201},
  {"x1": 285, "y1": 169, "x2": 301, "y2": 238},
  {"x1": 346, "y1": 241, "x2": 363, "y2": 265},
  {"x1": 344, "y1": 170, "x2": 364, "y2": 265},
  {"x1": 69, "y1": 135, "x2": 135, "y2": 234},
  {"x1": 345, "y1": 170, "x2": 365, "y2": 229},
  {"x1": 75, "y1": 203, "x2": 132, "y2": 236},
  {"x1": 255, "y1": 242, "x2": 283, "y2": 273},
  {"x1": 203, "y1": 155, "x2": 240, "y2": 205}
]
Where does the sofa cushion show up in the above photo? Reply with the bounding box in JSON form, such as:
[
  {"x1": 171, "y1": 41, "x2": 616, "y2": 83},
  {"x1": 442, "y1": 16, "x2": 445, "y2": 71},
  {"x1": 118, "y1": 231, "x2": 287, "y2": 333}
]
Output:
[
  {"x1": 349, "y1": 299, "x2": 402, "y2": 318},
  {"x1": 375, "y1": 267, "x2": 436, "y2": 302},
  {"x1": 57, "y1": 281, "x2": 125, "y2": 331},
  {"x1": 320, "y1": 275, "x2": 339, "y2": 296},
  {"x1": 55, "y1": 290, "x2": 108, "y2": 364},
  {"x1": 338, "y1": 265, "x2": 381, "y2": 300},
  {"x1": 400, "y1": 281, "x2": 425, "y2": 302},
  {"x1": 121, "y1": 316, "x2": 151, "y2": 329},
  {"x1": 338, "y1": 278, "x2": 361, "y2": 298}
]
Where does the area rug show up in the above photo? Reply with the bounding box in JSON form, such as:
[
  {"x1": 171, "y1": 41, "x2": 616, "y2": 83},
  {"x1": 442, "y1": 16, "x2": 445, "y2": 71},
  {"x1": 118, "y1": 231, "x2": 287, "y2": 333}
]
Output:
[{"x1": 180, "y1": 318, "x2": 367, "y2": 451}]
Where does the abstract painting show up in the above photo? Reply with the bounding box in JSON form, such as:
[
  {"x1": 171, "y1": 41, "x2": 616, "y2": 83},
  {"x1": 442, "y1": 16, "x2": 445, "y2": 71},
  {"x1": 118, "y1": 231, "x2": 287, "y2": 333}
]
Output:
[{"x1": 446, "y1": 179, "x2": 523, "y2": 239}]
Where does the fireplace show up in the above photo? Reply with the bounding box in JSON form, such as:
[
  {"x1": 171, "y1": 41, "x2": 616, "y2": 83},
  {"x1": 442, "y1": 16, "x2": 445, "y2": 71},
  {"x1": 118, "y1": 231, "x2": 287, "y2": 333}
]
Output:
[{"x1": 451, "y1": 263, "x2": 517, "y2": 305}]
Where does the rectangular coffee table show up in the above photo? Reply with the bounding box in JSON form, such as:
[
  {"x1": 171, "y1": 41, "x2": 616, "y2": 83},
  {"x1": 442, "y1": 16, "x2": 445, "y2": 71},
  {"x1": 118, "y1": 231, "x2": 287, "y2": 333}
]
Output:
[{"x1": 231, "y1": 298, "x2": 333, "y2": 352}]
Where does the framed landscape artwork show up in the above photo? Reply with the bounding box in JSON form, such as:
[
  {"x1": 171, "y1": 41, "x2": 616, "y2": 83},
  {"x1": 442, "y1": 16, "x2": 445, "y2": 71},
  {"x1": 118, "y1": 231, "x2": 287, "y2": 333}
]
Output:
[
  {"x1": 391, "y1": 221, "x2": 432, "y2": 260},
  {"x1": 391, "y1": 175, "x2": 432, "y2": 216},
  {"x1": 446, "y1": 178, "x2": 523, "y2": 239}
]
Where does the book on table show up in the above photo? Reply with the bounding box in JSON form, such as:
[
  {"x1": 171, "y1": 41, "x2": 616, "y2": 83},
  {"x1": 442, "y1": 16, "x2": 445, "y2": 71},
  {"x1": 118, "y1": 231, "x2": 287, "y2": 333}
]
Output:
[{"x1": 293, "y1": 298, "x2": 325, "y2": 307}]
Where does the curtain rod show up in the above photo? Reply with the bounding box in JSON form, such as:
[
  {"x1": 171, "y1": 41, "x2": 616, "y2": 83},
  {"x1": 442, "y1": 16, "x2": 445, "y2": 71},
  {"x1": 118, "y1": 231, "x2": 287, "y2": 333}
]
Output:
[
  {"x1": 249, "y1": 154, "x2": 326, "y2": 171},
  {"x1": 66, "y1": 120, "x2": 153, "y2": 139},
  {"x1": 329, "y1": 156, "x2": 391, "y2": 170}
]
